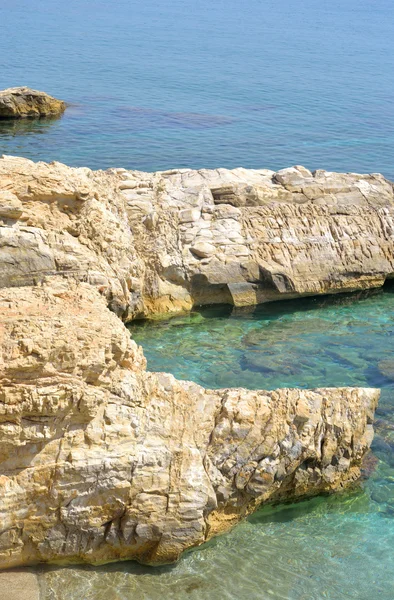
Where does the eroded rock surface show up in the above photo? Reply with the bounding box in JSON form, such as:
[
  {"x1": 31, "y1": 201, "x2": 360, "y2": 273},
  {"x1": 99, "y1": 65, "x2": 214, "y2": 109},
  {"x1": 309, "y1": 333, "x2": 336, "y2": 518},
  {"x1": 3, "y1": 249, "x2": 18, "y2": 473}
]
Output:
[
  {"x1": 0, "y1": 88, "x2": 66, "y2": 119},
  {"x1": 0, "y1": 283, "x2": 378, "y2": 568},
  {"x1": 0, "y1": 156, "x2": 382, "y2": 568},
  {"x1": 125, "y1": 164, "x2": 394, "y2": 311},
  {"x1": 0, "y1": 155, "x2": 142, "y2": 319},
  {"x1": 1, "y1": 156, "x2": 394, "y2": 317}
]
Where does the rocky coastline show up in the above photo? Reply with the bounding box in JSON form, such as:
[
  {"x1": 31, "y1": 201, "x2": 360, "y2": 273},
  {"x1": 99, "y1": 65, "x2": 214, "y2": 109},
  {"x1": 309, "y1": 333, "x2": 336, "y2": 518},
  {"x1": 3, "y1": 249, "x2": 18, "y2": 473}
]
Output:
[
  {"x1": 2, "y1": 156, "x2": 394, "y2": 319},
  {"x1": 0, "y1": 155, "x2": 385, "y2": 569}
]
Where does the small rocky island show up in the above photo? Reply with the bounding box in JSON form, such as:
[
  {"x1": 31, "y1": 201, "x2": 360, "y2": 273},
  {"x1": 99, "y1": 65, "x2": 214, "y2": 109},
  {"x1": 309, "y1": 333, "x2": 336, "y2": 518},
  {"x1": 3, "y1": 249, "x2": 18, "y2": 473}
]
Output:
[
  {"x1": 0, "y1": 87, "x2": 66, "y2": 119},
  {"x1": 0, "y1": 155, "x2": 387, "y2": 568}
]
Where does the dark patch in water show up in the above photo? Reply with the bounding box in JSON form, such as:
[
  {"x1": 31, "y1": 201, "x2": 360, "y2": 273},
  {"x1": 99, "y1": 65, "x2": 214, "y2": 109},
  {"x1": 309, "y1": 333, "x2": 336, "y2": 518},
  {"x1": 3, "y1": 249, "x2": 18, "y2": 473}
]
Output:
[
  {"x1": 115, "y1": 106, "x2": 235, "y2": 130},
  {"x1": 361, "y1": 451, "x2": 379, "y2": 478},
  {"x1": 185, "y1": 581, "x2": 204, "y2": 593},
  {"x1": 242, "y1": 104, "x2": 278, "y2": 112}
]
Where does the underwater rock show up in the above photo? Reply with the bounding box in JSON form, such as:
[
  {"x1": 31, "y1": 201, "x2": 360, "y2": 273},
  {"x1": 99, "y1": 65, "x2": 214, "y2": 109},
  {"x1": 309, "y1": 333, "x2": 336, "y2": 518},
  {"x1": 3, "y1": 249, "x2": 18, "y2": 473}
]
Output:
[
  {"x1": 240, "y1": 350, "x2": 304, "y2": 376},
  {"x1": 0, "y1": 87, "x2": 66, "y2": 118},
  {"x1": 378, "y1": 358, "x2": 394, "y2": 381}
]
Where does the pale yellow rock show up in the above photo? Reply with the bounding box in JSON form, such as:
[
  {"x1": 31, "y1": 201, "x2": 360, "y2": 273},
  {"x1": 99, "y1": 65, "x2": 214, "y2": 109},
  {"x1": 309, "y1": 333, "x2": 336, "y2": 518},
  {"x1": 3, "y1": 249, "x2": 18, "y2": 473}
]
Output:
[
  {"x1": 0, "y1": 156, "x2": 383, "y2": 569},
  {"x1": 190, "y1": 241, "x2": 216, "y2": 258},
  {"x1": 0, "y1": 155, "x2": 143, "y2": 318},
  {"x1": 0, "y1": 283, "x2": 379, "y2": 568},
  {"x1": 0, "y1": 191, "x2": 23, "y2": 219},
  {"x1": 1, "y1": 156, "x2": 394, "y2": 316}
]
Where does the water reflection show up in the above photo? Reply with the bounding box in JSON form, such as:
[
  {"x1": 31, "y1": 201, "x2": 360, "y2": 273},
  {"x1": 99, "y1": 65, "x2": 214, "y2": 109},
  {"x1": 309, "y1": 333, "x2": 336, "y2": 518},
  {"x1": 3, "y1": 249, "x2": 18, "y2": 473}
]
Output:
[{"x1": 0, "y1": 115, "x2": 63, "y2": 138}]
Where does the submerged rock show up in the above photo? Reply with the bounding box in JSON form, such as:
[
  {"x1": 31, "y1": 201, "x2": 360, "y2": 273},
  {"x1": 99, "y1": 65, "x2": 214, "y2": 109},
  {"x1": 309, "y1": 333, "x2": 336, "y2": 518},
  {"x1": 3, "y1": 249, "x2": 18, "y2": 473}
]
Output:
[
  {"x1": 0, "y1": 87, "x2": 66, "y2": 118},
  {"x1": 378, "y1": 358, "x2": 394, "y2": 381}
]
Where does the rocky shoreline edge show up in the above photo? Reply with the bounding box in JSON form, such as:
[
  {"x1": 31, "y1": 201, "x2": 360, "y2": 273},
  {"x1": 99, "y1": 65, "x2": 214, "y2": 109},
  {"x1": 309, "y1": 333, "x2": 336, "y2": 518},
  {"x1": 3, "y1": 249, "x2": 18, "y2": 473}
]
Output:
[{"x1": 0, "y1": 155, "x2": 386, "y2": 574}]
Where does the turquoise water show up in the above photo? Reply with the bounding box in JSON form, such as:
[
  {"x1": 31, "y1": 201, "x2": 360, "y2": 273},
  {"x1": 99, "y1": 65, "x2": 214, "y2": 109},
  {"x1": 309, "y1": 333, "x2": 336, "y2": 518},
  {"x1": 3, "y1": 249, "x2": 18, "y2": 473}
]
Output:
[
  {"x1": 108, "y1": 288, "x2": 394, "y2": 600},
  {"x1": 1, "y1": 0, "x2": 394, "y2": 176},
  {"x1": 129, "y1": 289, "x2": 394, "y2": 392},
  {"x1": 42, "y1": 290, "x2": 394, "y2": 599}
]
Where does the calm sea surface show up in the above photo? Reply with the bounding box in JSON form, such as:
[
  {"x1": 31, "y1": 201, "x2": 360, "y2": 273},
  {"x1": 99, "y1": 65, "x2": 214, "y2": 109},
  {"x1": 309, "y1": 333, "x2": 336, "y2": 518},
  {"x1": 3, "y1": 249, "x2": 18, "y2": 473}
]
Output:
[
  {"x1": 1, "y1": 0, "x2": 394, "y2": 175},
  {"x1": 2, "y1": 1, "x2": 394, "y2": 598}
]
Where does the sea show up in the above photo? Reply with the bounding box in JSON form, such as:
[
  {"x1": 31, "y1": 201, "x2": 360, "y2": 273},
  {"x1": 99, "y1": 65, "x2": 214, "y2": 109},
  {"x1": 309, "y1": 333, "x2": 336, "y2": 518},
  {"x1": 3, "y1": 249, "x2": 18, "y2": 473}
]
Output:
[
  {"x1": 1, "y1": 1, "x2": 394, "y2": 598},
  {"x1": 1, "y1": 0, "x2": 394, "y2": 176}
]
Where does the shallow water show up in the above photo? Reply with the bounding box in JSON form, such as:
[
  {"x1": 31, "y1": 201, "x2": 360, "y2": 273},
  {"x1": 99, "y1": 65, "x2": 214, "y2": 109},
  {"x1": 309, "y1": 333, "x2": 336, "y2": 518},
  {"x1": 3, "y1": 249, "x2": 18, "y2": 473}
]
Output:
[
  {"x1": 42, "y1": 491, "x2": 394, "y2": 600},
  {"x1": 1, "y1": 0, "x2": 394, "y2": 176},
  {"x1": 130, "y1": 289, "x2": 394, "y2": 392},
  {"x1": 42, "y1": 289, "x2": 394, "y2": 599},
  {"x1": 111, "y1": 289, "x2": 394, "y2": 600}
]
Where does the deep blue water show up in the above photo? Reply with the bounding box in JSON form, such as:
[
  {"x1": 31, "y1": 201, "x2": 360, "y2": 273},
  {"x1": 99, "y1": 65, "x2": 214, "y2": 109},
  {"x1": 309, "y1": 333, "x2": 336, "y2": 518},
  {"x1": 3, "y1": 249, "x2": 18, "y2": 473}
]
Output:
[{"x1": 1, "y1": 0, "x2": 394, "y2": 175}]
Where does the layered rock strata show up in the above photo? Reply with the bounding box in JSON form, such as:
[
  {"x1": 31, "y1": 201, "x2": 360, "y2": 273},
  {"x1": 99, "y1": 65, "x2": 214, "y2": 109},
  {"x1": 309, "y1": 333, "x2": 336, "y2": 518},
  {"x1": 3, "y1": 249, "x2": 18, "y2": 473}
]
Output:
[
  {"x1": 0, "y1": 283, "x2": 378, "y2": 568},
  {"x1": 1, "y1": 156, "x2": 393, "y2": 318},
  {"x1": 124, "y1": 164, "x2": 394, "y2": 311},
  {"x1": 0, "y1": 155, "x2": 382, "y2": 568},
  {"x1": 0, "y1": 88, "x2": 66, "y2": 119}
]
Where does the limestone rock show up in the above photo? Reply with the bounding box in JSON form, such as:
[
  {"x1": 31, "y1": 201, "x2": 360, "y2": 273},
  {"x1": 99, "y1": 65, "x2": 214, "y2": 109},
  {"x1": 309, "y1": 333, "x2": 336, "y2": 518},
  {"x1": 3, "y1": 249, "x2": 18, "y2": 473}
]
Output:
[
  {"x1": 0, "y1": 191, "x2": 23, "y2": 220},
  {"x1": 0, "y1": 156, "x2": 383, "y2": 568},
  {"x1": 2, "y1": 156, "x2": 394, "y2": 317},
  {"x1": 0, "y1": 283, "x2": 379, "y2": 568},
  {"x1": 190, "y1": 241, "x2": 216, "y2": 258},
  {"x1": 0, "y1": 155, "x2": 144, "y2": 319},
  {"x1": 0, "y1": 87, "x2": 66, "y2": 119}
]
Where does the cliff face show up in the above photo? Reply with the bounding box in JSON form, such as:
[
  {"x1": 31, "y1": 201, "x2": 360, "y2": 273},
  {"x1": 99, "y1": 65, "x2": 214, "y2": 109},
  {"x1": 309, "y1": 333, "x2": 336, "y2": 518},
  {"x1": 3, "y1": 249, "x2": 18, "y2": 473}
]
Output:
[
  {"x1": 0, "y1": 88, "x2": 66, "y2": 119},
  {"x1": 0, "y1": 156, "x2": 382, "y2": 568},
  {"x1": 0, "y1": 284, "x2": 378, "y2": 568},
  {"x1": 1, "y1": 156, "x2": 393, "y2": 318}
]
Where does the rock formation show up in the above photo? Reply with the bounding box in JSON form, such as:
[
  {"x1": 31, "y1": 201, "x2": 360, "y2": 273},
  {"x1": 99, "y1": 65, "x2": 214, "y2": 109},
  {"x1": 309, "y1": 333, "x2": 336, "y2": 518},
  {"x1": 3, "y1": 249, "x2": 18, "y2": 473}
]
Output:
[
  {"x1": 1, "y1": 155, "x2": 393, "y2": 318},
  {"x1": 123, "y1": 164, "x2": 394, "y2": 312},
  {"x1": 0, "y1": 88, "x2": 66, "y2": 119},
  {"x1": 0, "y1": 155, "x2": 382, "y2": 568},
  {"x1": 0, "y1": 283, "x2": 378, "y2": 568}
]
